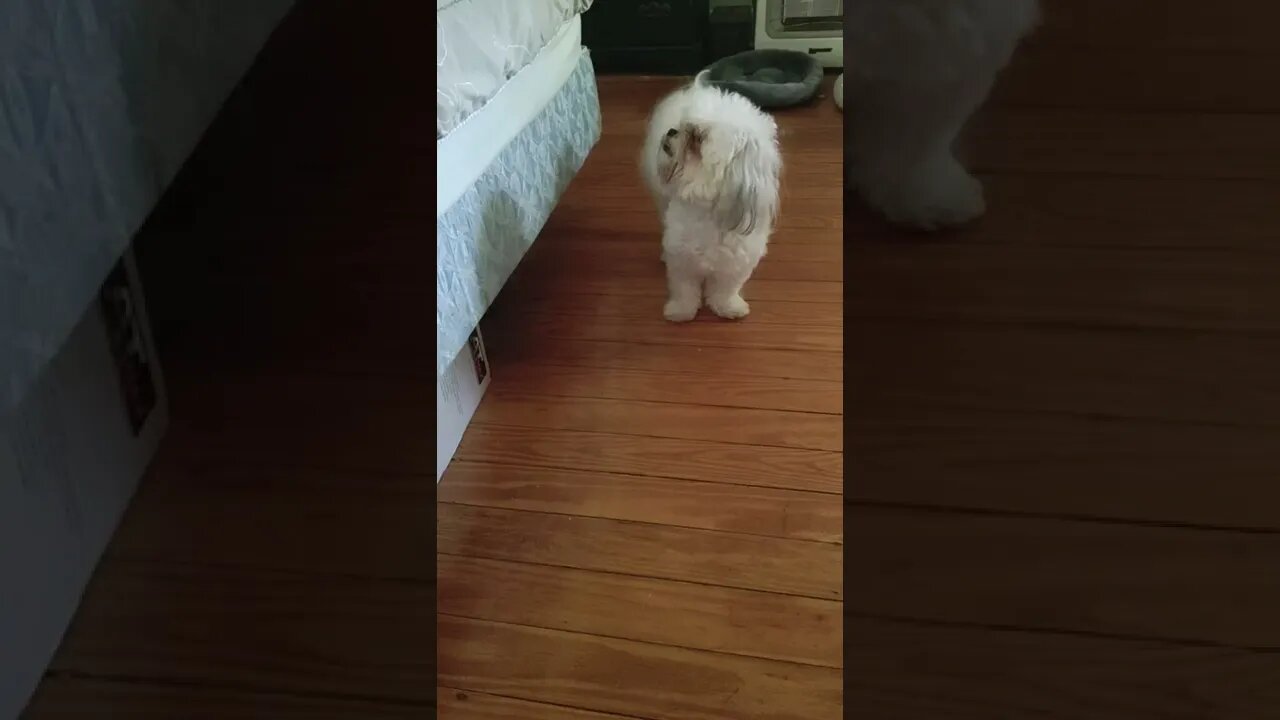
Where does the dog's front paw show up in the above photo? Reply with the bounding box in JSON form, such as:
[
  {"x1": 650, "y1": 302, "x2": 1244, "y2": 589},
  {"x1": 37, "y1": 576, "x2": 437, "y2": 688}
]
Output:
[
  {"x1": 709, "y1": 294, "x2": 750, "y2": 320},
  {"x1": 663, "y1": 299, "x2": 699, "y2": 323}
]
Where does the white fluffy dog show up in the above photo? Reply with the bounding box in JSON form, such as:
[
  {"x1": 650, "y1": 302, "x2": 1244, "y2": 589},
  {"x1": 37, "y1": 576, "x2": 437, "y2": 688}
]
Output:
[
  {"x1": 846, "y1": 0, "x2": 1041, "y2": 229},
  {"x1": 640, "y1": 74, "x2": 782, "y2": 322}
]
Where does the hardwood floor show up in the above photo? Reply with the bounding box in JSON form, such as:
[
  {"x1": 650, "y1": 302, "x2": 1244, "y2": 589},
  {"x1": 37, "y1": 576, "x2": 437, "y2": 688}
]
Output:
[
  {"x1": 438, "y1": 77, "x2": 844, "y2": 719},
  {"x1": 842, "y1": 0, "x2": 1280, "y2": 716},
  {"x1": 20, "y1": 4, "x2": 844, "y2": 716},
  {"x1": 21, "y1": 0, "x2": 1280, "y2": 717}
]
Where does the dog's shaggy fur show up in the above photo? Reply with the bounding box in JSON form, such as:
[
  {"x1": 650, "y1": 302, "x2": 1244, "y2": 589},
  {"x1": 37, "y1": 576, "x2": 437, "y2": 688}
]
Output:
[
  {"x1": 641, "y1": 74, "x2": 782, "y2": 322},
  {"x1": 846, "y1": 0, "x2": 1041, "y2": 229}
]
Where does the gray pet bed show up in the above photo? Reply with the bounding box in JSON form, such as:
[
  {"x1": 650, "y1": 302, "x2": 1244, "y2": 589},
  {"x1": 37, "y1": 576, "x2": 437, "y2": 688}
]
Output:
[{"x1": 704, "y1": 49, "x2": 824, "y2": 108}]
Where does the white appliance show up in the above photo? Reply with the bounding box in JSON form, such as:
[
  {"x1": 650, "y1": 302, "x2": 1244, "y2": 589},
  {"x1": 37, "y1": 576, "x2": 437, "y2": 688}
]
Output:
[{"x1": 754, "y1": 0, "x2": 843, "y2": 68}]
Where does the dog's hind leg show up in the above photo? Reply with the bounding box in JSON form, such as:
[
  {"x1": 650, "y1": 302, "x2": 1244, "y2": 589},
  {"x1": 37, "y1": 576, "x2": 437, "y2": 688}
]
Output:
[
  {"x1": 706, "y1": 264, "x2": 753, "y2": 320},
  {"x1": 846, "y1": 74, "x2": 992, "y2": 230},
  {"x1": 663, "y1": 261, "x2": 703, "y2": 323}
]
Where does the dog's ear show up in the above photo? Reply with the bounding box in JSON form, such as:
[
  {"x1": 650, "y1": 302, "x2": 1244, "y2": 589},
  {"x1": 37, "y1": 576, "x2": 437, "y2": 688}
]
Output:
[
  {"x1": 714, "y1": 132, "x2": 781, "y2": 235},
  {"x1": 670, "y1": 123, "x2": 713, "y2": 197}
]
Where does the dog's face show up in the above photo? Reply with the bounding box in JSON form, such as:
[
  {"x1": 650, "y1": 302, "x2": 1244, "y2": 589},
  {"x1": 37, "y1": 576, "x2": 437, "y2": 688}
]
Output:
[
  {"x1": 655, "y1": 118, "x2": 779, "y2": 235},
  {"x1": 656, "y1": 124, "x2": 700, "y2": 187}
]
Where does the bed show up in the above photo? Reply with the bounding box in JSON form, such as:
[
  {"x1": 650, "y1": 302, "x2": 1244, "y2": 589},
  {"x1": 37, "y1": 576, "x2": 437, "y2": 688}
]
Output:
[
  {"x1": 0, "y1": 0, "x2": 295, "y2": 417},
  {"x1": 436, "y1": 0, "x2": 603, "y2": 378},
  {"x1": 0, "y1": 2, "x2": 293, "y2": 715}
]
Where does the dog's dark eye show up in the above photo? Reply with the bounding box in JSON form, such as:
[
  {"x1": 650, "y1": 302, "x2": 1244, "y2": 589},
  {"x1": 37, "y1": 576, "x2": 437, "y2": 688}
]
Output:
[{"x1": 666, "y1": 128, "x2": 679, "y2": 138}]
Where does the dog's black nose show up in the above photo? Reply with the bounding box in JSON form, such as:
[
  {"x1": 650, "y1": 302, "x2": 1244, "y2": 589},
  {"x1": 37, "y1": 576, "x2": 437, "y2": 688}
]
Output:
[{"x1": 666, "y1": 128, "x2": 679, "y2": 138}]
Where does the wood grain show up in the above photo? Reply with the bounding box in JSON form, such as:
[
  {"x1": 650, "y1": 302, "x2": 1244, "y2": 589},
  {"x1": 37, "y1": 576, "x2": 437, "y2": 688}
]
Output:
[
  {"x1": 23, "y1": 677, "x2": 426, "y2": 719},
  {"x1": 438, "y1": 615, "x2": 843, "y2": 720},
  {"x1": 841, "y1": 3, "x2": 1280, "y2": 712},
  {"x1": 439, "y1": 689, "x2": 638, "y2": 720},
  {"x1": 845, "y1": 617, "x2": 1280, "y2": 719},
  {"x1": 846, "y1": 507, "x2": 1280, "y2": 647},
  {"x1": 848, "y1": 404, "x2": 1280, "y2": 529},
  {"x1": 485, "y1": 311, "x2": 842, "y2": 354},
  {"x1": 438, "y1": 556, "x2": 841, "y2": 667},
  {"x1": 438, "y1": 462, "x2": 842, "y2": 542},
  {"x1": 105, "y1": 459, "x2": 432, "y2": 579},
  {"x1": 994, "y1": 44, "x2": 1280, "y2": 113},
  {"x1": 849, "y1": 321, "x2": 1280, "y2": 427},
  {"x1": 985, "y1": 0, "x2": 1280, "y2": 114},
  {"x1": 966, "y1": 109, "x2": 1280, "y2": 180},
  {"x1": 486, "y1": 363, "x2": 842, "y2": 415},
  {"x1": 46, "y1": 562, "x2": 436, "y2": 704},
  {"x1": 455, "y1": 425, "x2": 842, "y2": 495},
  {"x1": 483, "y1": 336, "x2": 842, "y2": 383},
  {"x1": 438, "y1": 504, "x2": 842, "y2": 600},
  {"x1": 846, "y1": 243, "x2": 1280, "y2": 333},
  {"x1": 1031, "y1": 0, "x2": 1280, "y2": 52},
  {"x1": 472, "y1": 394, "x2": 842, "y2": 452}
]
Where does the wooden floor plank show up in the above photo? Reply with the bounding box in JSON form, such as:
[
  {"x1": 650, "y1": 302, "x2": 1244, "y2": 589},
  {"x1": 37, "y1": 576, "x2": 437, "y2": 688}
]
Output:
[
  {"x1": 438, "y1": 462, "x2": 841, "y2": 543},
  {"x1": 1031, "y1": 0, "x2": 1280, "y2": 53},
  {"x1": 23, "y1": 677, "x2": 425, "y2": 719},
  {"x1": 482, "y1": 336, "x2": 842, "y2": 383},
  {"x1": 487, "y1": 309, "x2": 842, "y2": 354},
  {"x1": 455, "y1": 425, "x2": 842, "y2": 495},
  {"x1": 46, "y1": 562, "x2": 435, "y2": 704},
  {"x1": 996, "y1": 47, "x2": 1280, "y2": 114},
  {"x1": 439, "y1": 688, "x2": 638, "y2": 720},
  {"x1": 105, "y1": 458, "x2": 432, "y2": 579},
  {"x1": 438, "y1": 615, "x2": 842, "y2": 720},
  {"x1": 438, "y1": 556, "x2": 841, "y2": 667},
  {"x1": 847, "y1": 243, "x2": 1280, "y2": 333},
  {"x1": 848, "y1": 404, "x2": 1280, "y2": 529},
  {"x1": 438, "y1": 504, "x2": 842, "y2": 600},
  {"x1": 966, "y1": 108, "x2": 1280, "y2": 180},
  {"x1": 845, "y1": 617, "x2": 1280, "y2": 719},
  {"x1": 485, "y1": 364, "x2": 842, "y2": 415},
  {"x1": 472, "y1": 394, "x2": 842, "y2": 452},
  {"x1": 846, "y1": 507, "x2": 1280, "y2": 647},
  {"x1": 850, "y1": 321, "x2": 1280, "y2": 427}
]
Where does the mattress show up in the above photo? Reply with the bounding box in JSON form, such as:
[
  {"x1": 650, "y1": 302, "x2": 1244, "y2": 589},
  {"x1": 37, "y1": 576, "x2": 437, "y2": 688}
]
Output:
[
  {"x1": 436, "y1": 0, "x2": 594, "y2": 138},
  {"x1": 0, "y1": 249, "x2": 168, "y2": 720},
  {"x1": 0, "y1": 0, "x2": 294, "y2": 417},
  {"x1": 436, "y1": 44, "x2": 602, "y2": 378}
]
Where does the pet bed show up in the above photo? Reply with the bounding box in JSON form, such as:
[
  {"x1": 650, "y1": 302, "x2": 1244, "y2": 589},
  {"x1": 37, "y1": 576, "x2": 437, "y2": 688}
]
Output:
[
  {"x1": 436, "y1": 7, "x2": 602, "y2": 378},
  {"x1": 704, "y1": 49, "x2": 824, "y2": 108}
]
